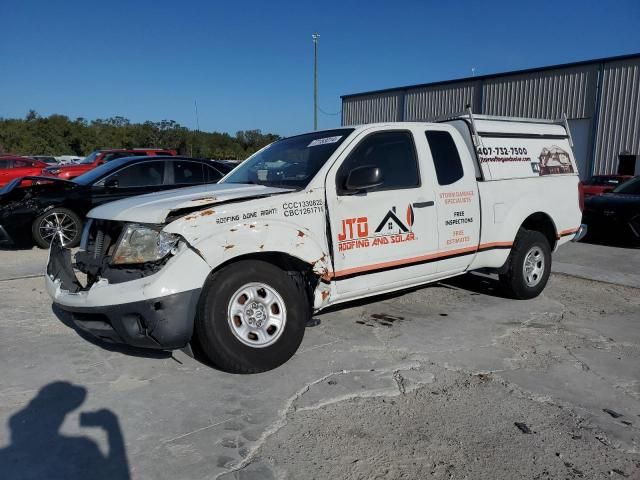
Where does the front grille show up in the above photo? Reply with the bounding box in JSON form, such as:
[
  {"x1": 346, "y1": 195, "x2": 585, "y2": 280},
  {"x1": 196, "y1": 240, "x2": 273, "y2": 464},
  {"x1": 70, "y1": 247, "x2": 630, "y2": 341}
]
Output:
[
  {"x1": 93, "y1": 228, "x2": 105, "y2": 259},
  {"x1": 75, "y1": 220, "x2": 125, "y2": 281},
  {"x1": 84, "y1": 219, "x2": 124, "y2": 262}
]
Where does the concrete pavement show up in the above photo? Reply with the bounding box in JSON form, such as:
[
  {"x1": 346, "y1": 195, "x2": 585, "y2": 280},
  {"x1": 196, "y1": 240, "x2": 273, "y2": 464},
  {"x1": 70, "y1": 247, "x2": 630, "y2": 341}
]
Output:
[
  {"x1": 0, "y1": 244, "x2": 638, "y2": 479},
  {"x1": 553, "y1": 241, "x2": 640, "y2": 289}
]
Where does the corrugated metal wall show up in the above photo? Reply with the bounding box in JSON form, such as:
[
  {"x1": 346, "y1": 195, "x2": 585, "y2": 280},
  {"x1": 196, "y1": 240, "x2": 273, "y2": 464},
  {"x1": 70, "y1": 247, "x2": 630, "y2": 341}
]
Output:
[
  {"x1": 593, "y1": 57, "x2": 640, "y2": 174},
  {"x1": 481, "y1": 65, "x2": 598, "y2": 119},
  {"x1": 341, "y1": 91, "x2": 402, "y2": 125},
  {"x1": 342, "y1": 55, "x2": 640, "y2": 175},
  {"x1": 403, "y1": 81, "x2": 479, "y2": 121}
]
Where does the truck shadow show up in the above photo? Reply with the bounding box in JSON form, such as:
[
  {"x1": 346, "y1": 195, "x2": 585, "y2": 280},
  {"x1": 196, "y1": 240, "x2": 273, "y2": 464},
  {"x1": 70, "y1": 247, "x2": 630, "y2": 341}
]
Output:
[
  {"x1": 317, "y1": 272, "x2": 511, "y2": 317},
  {"x1": 0, "y1": 381, "x2": 130, "y2": 480},
  {"x1": 51, "y1": 304, "x2": 171, "y2": 360},
  {"x1": 440, "y1": 272, "x2": 511, "y2": 298}
]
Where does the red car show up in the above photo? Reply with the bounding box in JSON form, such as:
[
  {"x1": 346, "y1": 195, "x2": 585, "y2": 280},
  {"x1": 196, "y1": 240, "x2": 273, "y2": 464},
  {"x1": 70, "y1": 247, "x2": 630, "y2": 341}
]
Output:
[
  {"x1": 0, "y1": 156, "x2": 49, "y2": 188},
  {"x1": 42, "y1": 148, "x2": 177, "y2": 180},
  {"x1": 582, "y1": 174, "x2": 633, "y2": 198}
]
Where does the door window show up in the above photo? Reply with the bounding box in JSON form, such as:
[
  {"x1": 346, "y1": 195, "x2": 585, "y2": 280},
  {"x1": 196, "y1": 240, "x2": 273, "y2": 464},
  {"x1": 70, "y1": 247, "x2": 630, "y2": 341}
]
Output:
[
  {"x1": 104, "y1": 161, "x2": 165, "y2": 187},
  {"x1": 173, "y1": 161, "x2": 205, "y2": 184},
  {"x1": 425, "y1": 131, "x2": 464, "y2": 185},
  {"x1": 337, "y1": 131, "x2": 419, "y2": 194}
]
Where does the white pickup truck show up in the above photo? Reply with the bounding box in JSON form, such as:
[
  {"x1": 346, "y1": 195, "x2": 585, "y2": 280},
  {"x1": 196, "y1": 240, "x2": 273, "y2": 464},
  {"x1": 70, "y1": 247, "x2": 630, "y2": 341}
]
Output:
[{"x1": 47, "y1": 113, "x2": 585, "y2": 373}]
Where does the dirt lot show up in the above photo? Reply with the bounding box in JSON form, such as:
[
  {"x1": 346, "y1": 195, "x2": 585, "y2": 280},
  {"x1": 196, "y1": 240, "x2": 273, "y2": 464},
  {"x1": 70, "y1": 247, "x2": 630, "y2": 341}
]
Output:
[{"x1": 0, "y1": 244, "x2": 639, "y2": 479}]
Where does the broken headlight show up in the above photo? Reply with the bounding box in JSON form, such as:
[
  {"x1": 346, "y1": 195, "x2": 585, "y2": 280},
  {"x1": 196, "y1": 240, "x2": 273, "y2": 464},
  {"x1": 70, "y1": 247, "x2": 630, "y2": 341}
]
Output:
[{"x1": 112, "y1": 224, "x2": 179, "y2": 265}]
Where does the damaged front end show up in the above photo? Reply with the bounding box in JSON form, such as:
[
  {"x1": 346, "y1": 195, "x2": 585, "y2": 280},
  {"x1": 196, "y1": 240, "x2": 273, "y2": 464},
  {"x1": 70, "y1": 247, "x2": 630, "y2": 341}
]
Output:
[
  {"x1": 74, "y1": 219, "x2": 179, "y2": 287},
  {"x1": 46, "y1": 219, "x2": 210, "y2": 350}
]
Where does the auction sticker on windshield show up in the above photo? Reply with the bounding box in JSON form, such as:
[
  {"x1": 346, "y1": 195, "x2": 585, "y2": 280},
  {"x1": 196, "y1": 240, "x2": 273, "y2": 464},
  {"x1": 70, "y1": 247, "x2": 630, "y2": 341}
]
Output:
[{"x1": 308, "y1": 136, "x2": 342, "y2": 147}]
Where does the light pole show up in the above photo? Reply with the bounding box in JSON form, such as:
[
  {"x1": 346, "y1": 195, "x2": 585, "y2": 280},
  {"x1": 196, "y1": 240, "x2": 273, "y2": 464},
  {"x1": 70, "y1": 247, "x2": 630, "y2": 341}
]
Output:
[{"x1": 312, "y1": 32, "x2": 320, "y2": 130}]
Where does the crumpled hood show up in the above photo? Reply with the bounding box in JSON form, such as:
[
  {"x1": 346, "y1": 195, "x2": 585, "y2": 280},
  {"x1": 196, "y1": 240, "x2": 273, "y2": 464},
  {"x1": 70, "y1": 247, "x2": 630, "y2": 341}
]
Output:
[
  {"x1": 0, "y1": 176, "x2": 75, "y2": 199},
  {"x1": 88, "y1": 183, "x2": 292, "y2": 223}
]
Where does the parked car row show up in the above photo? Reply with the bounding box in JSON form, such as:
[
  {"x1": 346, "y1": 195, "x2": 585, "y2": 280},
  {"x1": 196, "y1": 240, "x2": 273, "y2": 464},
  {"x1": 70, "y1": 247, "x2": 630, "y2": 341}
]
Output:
[
  {"x1": 0, "y1": 156, "x2": 51, "y2": 187},
  {"x1": 29, "y1": 155, "x2": 85, "y2": 165},
  {"x1": 0, "y1": 155, "x2": 232, "y2": 248},
  {"x1": 1, "y1": 148, "x2": 177, "y2": 187},
  {"x1": 42, "y1": 148, "x2": 177, "y2": 179}
]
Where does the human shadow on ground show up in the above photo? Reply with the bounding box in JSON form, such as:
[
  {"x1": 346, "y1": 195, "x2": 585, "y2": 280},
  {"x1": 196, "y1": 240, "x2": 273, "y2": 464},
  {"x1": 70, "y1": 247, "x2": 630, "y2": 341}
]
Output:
[{"x1": 0, "y1": 381, "x2": 130, "y2": 480}]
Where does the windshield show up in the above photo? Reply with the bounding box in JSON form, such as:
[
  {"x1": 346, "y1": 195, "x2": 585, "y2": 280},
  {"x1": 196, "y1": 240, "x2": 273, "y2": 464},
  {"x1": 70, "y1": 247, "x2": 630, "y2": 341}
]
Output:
[
  {"x1": 223, "y1": 129, "x2": 354, "y2": 189},
  {"x1": 612, "y1": 176, "x2": 640, "y2": 194},
  {"x1": 79, "y1": 150, "x2": 101, "y2": 165}
]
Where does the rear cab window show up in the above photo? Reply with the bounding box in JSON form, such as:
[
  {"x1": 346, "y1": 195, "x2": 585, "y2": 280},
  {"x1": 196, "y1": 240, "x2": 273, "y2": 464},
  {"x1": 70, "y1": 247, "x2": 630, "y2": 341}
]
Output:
[{"x1": 425, "y1": 131, "x2": 464, "y2": 185}]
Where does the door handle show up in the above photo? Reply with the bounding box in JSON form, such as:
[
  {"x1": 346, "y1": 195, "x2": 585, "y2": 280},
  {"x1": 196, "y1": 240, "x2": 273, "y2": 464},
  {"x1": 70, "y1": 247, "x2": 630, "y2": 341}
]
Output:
[{"x1": 413, "y1": 201, "x2": 434, "y2": 208}]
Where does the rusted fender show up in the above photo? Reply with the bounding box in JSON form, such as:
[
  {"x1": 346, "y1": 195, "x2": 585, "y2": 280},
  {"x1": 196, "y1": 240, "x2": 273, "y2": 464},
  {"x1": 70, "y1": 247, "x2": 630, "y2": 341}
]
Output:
[{"x1": 165, "y1": 218, "x2": 331, "y2": 280}]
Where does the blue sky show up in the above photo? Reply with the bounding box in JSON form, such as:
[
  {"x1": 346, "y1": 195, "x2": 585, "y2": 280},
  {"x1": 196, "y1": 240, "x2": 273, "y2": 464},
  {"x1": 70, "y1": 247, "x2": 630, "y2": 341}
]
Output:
[{"x1": 1, "y1": 0, "x2": 639, "y2": 136}]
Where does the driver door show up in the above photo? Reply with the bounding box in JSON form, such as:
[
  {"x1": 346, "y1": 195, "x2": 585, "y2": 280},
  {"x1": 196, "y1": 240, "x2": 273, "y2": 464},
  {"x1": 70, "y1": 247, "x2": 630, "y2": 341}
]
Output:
[{"x1": 325, "y1": 127, "x2": 440, "y2": 299}]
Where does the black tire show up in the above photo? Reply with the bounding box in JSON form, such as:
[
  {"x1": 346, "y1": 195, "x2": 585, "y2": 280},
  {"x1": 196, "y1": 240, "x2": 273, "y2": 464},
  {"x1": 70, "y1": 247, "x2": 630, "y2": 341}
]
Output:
[
  {"x1": 195, "y1": 260, "x2": 310, "y2": 373},
  {"x1": 32, "y1": 207, "x2": 82, "y2": 249},
  {"x1": 499, "y1": 229, "x2": 551, "y2": 300}
]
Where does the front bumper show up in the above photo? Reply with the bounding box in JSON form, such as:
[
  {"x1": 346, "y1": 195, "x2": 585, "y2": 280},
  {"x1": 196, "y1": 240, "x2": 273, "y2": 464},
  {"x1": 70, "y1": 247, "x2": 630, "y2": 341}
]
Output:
[
  {"x1": 46, "y1": 240, "x2": 209, "y2": 349},
  {"x1": 571, "y1": 224, "x2": 588, "y2": 242},
  {"x1": 0, "y1": 225, "x2": 13, "y2": 245}
]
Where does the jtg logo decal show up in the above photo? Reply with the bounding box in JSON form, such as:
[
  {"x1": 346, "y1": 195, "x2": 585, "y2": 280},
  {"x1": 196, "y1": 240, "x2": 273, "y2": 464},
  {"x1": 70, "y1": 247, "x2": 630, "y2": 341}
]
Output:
[
  {"x1": 338, "y1": 206, "x2": 416, "y2": 252},
  {"x1": 338, "y1": 217, "x2": 368, "y2": 241}
]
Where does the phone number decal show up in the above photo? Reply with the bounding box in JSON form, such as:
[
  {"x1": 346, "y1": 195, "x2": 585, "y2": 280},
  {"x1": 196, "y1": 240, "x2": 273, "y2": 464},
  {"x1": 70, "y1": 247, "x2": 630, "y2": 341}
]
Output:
[{"x1": 477, "y1": 146, "x2": 528, "y2": 156}]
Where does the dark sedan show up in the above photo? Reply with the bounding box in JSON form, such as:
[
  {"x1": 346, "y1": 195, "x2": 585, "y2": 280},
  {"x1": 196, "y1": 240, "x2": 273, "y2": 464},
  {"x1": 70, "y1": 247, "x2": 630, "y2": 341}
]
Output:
[
  {"x1": 583, "y1": 176, "x2": 640, "y2": 245},
  {"x1": 0, "y1": 156, "x2": 232, "y2": 248}
]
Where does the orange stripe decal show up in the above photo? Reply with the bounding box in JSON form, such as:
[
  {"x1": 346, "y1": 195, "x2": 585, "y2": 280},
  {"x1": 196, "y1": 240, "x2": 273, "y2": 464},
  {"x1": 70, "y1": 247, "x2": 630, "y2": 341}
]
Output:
[
  {"x1": 328, "y1": 241, "x2": 513, "y2": 280},
  {"x1": 557, "y1": 227, "x2": 579, "y2": 239}
]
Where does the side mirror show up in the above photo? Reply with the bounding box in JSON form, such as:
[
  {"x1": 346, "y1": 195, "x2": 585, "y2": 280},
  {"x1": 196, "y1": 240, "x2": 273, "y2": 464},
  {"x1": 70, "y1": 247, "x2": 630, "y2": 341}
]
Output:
[
  {"x1": 104, "y1": 178, "x2": 119, "y2": 189},
  {"x1": 345, "y1": 165, "x2": 383, "y2": 192}
]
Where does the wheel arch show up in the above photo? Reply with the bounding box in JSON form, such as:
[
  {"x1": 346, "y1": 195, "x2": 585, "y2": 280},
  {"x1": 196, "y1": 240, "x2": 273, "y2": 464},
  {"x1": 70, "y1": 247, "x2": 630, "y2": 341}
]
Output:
[
  {"x1": 519, "y1": 212, "x2": 558, "y2": 251},
  {"x1": 210, "y1": 250, "x2": 318, "y2": 277}
]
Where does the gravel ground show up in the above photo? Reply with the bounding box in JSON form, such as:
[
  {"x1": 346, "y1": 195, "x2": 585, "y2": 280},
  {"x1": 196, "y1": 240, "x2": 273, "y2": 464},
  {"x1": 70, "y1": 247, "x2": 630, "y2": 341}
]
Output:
[{"x1": 244, "y1": 368, "x2": 638, "y2": 480}]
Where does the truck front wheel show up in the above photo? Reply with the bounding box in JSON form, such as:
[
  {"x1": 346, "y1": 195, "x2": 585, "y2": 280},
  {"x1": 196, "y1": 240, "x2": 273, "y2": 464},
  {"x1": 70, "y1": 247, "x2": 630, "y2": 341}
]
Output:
[
  {"x1": 195, "y1": 260, "x2": 309, "y2": 373},
  {"x1": 499, "y1": 230, "x2": 551, "y2": 299}
]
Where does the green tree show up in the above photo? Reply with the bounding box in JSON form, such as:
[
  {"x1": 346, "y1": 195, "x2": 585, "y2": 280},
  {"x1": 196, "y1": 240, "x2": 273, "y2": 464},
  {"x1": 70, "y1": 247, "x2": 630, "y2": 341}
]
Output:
[{"x1": 0, "y1": 111, "x2": 281, "y2": 159}]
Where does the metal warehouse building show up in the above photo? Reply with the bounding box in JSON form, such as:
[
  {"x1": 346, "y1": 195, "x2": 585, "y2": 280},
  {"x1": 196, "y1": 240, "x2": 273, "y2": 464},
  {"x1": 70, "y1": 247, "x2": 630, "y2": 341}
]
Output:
[{"x1": 341, "y1": 53, "x2": 640, "y2": 179}]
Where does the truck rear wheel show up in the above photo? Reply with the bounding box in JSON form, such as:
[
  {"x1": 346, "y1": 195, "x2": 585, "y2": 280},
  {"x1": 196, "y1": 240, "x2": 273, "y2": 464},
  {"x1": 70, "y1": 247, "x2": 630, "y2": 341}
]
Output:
[
  {"x1": 499, "y1": 229, "x2": 551, "y2": 299},
  {"x1": 195, "y1": 260, "x2": 309, "y2": 373}
]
